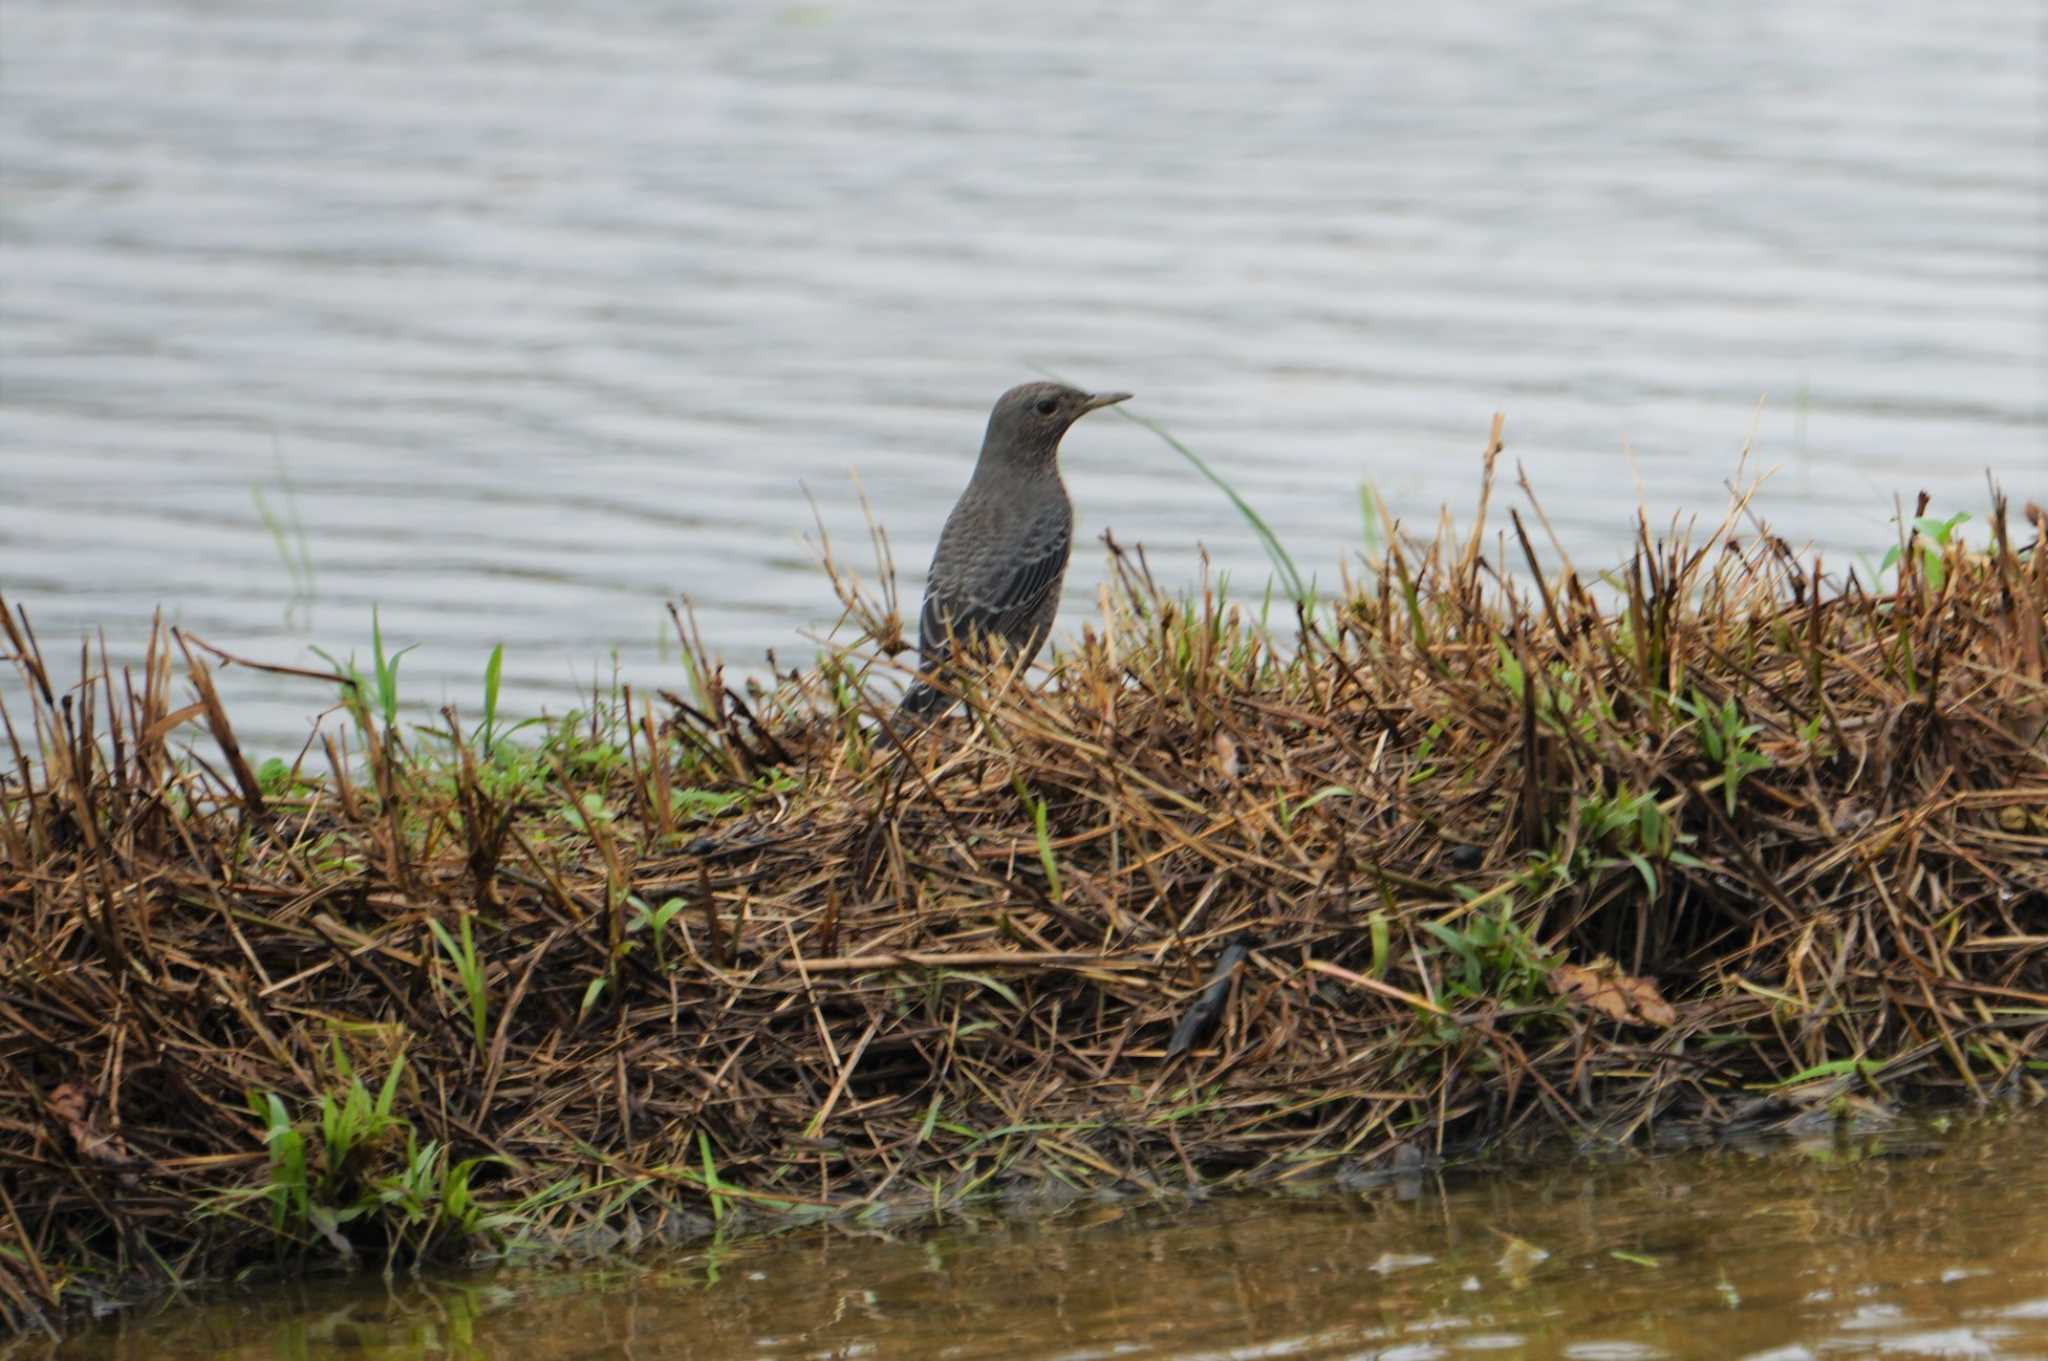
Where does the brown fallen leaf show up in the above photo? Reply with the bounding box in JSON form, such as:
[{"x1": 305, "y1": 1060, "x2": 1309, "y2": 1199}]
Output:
[
  {"x1": 47, "y1": 1082, "x2": 141, "y2": 1183},
  {"x1": 1550, "y1": 957, "x2": 1678, "y2": 1028}
]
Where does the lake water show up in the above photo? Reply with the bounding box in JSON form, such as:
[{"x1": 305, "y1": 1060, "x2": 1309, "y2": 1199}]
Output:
[
  {"x1": 29, "y1": 1112, "x2": 2048, "y2": 1360},
  {"x1": 2, "y1": 0, "x2": 2042, "y2": 747}
]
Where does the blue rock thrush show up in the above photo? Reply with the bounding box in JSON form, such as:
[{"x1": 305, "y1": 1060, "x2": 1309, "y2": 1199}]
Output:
[{"x1": 897, "y1": 381, "x2": 1131, "y2": 718}]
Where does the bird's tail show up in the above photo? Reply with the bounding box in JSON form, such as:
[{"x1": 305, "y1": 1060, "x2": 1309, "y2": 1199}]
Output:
[{"x1": 895, "y1": 678, "x2": 956, "y2": 721}]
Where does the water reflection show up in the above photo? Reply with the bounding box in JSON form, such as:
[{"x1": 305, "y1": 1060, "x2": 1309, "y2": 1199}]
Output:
[{"x1": 33, "y1": 1114, "x2": 2048, "y2": 1360}]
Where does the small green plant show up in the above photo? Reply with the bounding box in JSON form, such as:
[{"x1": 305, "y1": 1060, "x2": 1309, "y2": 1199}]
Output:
[
  {"x1": 213, "y1": 1050, "x2": 520, "y2": 1263},
  {"x1": 1030, "y1": 795, "x2": 1061, "y2": 904},
  {"x1": 427, "y1": 914, "x2": 489, "y2": 1051},
  {"x1": 1010, "y1": 778, "x2": 1063, "y2": 903},
  {"x1": 254, "y1": 756, "x2": 310, "y2": 798},
  {"x1": 1673, "y1": 690, "x2": 1773, "y2": 815},
  {"x1": 698, "y1": 1131, "x2": 733, "y2": 1223},
  {"x1": 1495, "y1": 643, "x2": 1525, "y2": 700},
  {"x1": 249, "y1": 1090, "x2": 309, "y2": 1233},
  {"x1": 318, "y1": 1042, "x2": 407, "y2": 1174},
  {"x1": 1408, "y1": 720, "x2": 1446, "y2": 784},
  {"x1": 1514, "y1": 846, "x2": 1573, "y2": 897},
  {"x1": 1495, "y1": 643, "x2": 1603, "y2": 741},
  {"x1": 625, "y1": 893, "x2": 689, "y2": 970},
  {"x1": 543, "y1": 711, "x2": 630, "y2": 781},
  {"x1": 1421, "y1": 898, "x2": 1551, "y2": 1004},
  {"x1": 374, "y1": 1133, "x2": 516, "y2": 1260},
  {"x1": 312, "y1": 607, "x2": 418, "y2": 739},
  {"x1": 477, "y1": 643, "x2": 505, "y2": 756},
  {"x1": 223, "y1": 1049, "x2": 407, "y2": 1250},
  {"x1": 1570, "y1": 787, "x2": 1703, "y2": 896},
  {"x1": 1359, "y1": 480, "x2": 1385, "y2": 563},
  {"x1": 366, "y1": 608, "x2": 415, "y2": 733},
  {"x1": 676, "y1": 788, "x2": 744, "y2": 818},
  {"x1": 1882, "y1": 510, "x2": 1969, "y2": 592},
  {"x1": 1276, "y1": 785, "x2": 1352, "y2": 832},
  {"x1": 559, "y1": 792, "x2": 614, "y2": 834}
]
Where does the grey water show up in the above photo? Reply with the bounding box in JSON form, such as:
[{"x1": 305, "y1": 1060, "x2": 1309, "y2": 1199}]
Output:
[{"x1": 3, "y1": 0, "x2": 2042, "y2": 749}]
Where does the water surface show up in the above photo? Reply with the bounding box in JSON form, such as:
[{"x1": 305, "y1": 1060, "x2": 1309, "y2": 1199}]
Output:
[
  {"x1": 30, "y1": 1113, "x2": 2048, "y2": 1360},
  {"x1": 3, "y1": 1, "x2": 2042, "y2": 746}
]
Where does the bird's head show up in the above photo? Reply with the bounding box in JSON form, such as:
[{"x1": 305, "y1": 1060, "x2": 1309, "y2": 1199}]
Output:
[{"x1": 982, "y1": 382, "x2": 1132, "y2": 466}]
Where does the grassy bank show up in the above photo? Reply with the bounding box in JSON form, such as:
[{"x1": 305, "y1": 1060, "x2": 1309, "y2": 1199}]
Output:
[{"x1": 3, "y1": 464, "x2": 2045, "y2": 1336}]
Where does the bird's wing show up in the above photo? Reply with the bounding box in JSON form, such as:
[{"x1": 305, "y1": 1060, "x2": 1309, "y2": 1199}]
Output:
[{"x1": 920, "y1": 513, "x2": 1072, "y2": 667}]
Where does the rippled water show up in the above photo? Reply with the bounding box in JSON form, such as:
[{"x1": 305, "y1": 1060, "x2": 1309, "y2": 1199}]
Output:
[
  {"x1": 3, "y1": 0, "x2": 2042, "y2": 747},
  {"x1": 29, "y1": 1114, "x2": 2048, "y2": 1360}
]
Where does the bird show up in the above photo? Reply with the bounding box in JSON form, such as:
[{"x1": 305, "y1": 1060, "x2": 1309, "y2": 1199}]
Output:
[{"x1": 897, "y1": 381, "x2": 1132, "y2": 718}]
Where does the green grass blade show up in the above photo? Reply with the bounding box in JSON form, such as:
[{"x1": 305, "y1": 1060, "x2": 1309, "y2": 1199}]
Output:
[{"x1": 1110, "y1": 406, "x2": 1308, "y2": 604}]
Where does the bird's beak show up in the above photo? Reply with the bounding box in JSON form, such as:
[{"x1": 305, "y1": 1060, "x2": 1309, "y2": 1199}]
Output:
[{"x1": 1081, "y1": 391, "x2": 1133, "y2": 412}]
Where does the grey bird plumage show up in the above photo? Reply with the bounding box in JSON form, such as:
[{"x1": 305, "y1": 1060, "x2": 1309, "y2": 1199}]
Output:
[{"x1": 898, "y1": 382, "x2": 1131, "y2": 718}]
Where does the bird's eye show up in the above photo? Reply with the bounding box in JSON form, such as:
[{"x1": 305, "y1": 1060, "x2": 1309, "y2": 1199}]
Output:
[{"x1": 1034, "y1": 398, "x2": 1058, "y2": 416}]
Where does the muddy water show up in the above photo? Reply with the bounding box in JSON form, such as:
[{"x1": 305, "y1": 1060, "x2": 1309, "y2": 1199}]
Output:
[
  {"x1": 3, "y1": 1, "x2": 2043, "y2": 749},
  {"x1": 30, "y1": 1113, "x2": 2048, "y2": 1360}
]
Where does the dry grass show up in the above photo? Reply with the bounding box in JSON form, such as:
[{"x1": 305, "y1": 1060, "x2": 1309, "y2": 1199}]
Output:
[{"x1": 2, "y1": 462, "x2": 2045, "y2": 1335}]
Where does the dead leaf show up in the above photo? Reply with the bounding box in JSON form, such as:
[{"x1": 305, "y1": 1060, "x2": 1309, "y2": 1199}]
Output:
[
  {"x1": 1550, "y1": 958, "x2": 1677, "y2": 1028},
  {"x1": 47, "y1": 1082, "x2": 140, "y2": 1182}
]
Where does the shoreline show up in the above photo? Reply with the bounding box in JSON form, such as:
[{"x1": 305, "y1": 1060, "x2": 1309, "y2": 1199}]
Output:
[{"x1": 4, "y1": 475, "x2": 2044, "y2": 1336}]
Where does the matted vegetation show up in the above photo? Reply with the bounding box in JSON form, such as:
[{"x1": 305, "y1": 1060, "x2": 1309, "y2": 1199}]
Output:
[{"x1": 3, "y1": 457, "x2": 2044, "y2": 1335}]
